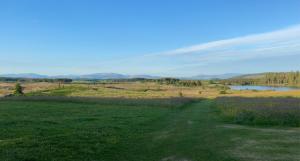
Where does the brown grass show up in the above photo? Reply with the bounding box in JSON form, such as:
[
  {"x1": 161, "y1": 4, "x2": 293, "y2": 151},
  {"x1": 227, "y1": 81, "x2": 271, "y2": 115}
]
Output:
[{"x1": 1, "y1": 81, "x2": 300, "y2": 98}]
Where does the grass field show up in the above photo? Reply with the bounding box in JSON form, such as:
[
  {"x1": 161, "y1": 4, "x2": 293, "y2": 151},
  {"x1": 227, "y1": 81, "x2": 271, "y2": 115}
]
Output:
[
  {"x1": 2, "y1": 82, "x2": 300, "y2": 98},
  {"x1": 0, "y1": 82, "x2": 58, "y2": 97},
  {"x1": 25, "y1": 82, "x2": 222, "y2": 98},
  {"x1": 1, "y1": 82, "x2": 300, "y2": 161},
  {"x1": 0, "y1": 96, "x2": 299, "y2": 161}
]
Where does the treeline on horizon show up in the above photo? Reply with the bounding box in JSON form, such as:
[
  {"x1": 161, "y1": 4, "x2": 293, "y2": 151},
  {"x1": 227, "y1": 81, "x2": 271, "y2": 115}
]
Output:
[
  {"x1": 154, "y1": 78, "x2": 202, "y2": 87},
  {"x1": 0, "y1": 77, "x2": 203, "y2": 87},
  {"x1": 224, "y1": 71, "x2": 300, "y2": 86},
  {"x1": 94, "y1": 78, "x2": 203, "y2": 87},
  {"x1": 0, "y1": 77, "x2": 73, "y2": 83},
  {"x1": 2, "y1": 71, "x2": 300, "y2": 87}
]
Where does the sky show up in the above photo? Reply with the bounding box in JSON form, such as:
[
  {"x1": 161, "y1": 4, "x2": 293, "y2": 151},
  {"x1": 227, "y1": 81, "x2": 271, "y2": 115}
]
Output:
[{"x1": 1, "y1": 0, "x2": 300, "y2": 77}]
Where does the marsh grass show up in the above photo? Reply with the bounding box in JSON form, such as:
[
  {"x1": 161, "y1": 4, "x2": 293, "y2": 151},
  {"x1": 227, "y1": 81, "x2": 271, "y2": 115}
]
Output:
[{"x1": 216, "y1": 97, "x2": 300, "y2": 127}]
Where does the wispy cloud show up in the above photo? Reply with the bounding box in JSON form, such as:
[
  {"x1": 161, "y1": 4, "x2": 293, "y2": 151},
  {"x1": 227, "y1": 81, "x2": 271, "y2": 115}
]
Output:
[
  {"x1": 137, "y1": 24, "x2": 300, "y2": 75},
  {"x1": 159, "y1": 24, "x2": 300, "y2": 56},
  {"x1": 90, "y1": 24, "x2": 300, "y2": 76}
]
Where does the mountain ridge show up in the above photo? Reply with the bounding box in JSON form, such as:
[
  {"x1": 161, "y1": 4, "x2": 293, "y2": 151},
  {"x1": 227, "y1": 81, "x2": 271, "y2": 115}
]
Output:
[{"x1": 0, "y1": 73, "x2": 243, "y2": 80}]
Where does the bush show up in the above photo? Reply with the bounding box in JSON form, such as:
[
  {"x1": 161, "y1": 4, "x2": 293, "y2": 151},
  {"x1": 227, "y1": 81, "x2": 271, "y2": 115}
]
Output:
[
  {"x1": 14, "y1": 83, "x2": 24, "y2": 96},
  {"x1": 178, "y1": 92, "x2": 183, "y2": 97},
  {"x1": 219, "y1": 90, "x2": 227, "y2": 94}
]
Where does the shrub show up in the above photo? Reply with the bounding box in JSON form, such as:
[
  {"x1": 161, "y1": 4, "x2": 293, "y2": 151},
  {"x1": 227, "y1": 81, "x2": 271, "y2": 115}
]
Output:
[
  {"x1": 14, "y1": 83, "x2": 24, "y2": 96},
  {"x1": 219, "y1": 90, "x2": 227, "y2": 94},
  {"x1": 179, "y1": 91, "x2": 183, "y2": 97}
]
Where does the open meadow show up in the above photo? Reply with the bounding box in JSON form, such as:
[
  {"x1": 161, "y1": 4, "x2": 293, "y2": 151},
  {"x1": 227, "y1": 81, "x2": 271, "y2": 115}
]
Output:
[
  {"x1": 1, "y1": 81, "x2": 300, "y2": 98},
  {"x1": 2, "y1": 1, "x2": 300, "y2": 160},
  {"x1": 0, "y1": 81, "x2": 300, "y2": 161}
]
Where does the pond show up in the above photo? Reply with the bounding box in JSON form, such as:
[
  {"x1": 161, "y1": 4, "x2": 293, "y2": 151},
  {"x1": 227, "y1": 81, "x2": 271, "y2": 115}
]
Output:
[{"x1": 229, "y1": 85, "x2": 300, "y2": 91}]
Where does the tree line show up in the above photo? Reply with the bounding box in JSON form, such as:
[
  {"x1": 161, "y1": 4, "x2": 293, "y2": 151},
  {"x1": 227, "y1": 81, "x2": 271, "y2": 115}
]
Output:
[
  {"x1": 94, "y1": 78, "x2": 203, "y2": 87},
  {"x1": 0, "y1": 77, "x2": 73, "y2": 83},
  {"x1": 154, "y1": 78, "x2": 202, "y2": 87},
  {"x1": 223, "y1": 71, "x2": 300, "y2": 86},
  {"x1": 264, "y1": 72, "x2": 300, "y2": 85}
]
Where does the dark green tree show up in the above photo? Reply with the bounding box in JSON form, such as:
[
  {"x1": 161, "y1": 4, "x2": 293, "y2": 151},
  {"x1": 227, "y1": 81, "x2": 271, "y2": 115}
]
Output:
[{"x1": 14, "y1": 83, "x2": 24, "y2": 96}]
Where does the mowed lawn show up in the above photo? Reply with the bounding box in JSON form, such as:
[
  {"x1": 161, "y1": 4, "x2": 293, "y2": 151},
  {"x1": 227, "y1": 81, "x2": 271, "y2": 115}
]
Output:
[{"x1": 0, "y1": 97, "x2": 299, "y2": 161}]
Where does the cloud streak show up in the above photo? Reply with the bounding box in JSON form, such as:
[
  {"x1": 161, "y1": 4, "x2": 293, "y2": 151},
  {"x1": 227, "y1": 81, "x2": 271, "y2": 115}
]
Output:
[
  {"x1": 90, "y1": 24, "x2": 300, "y2": 76},
  {"x1": 132, "y1": 24, "x2": 299, "y2": 75},
  {"x1": 159, "y1": 24, "x2": 300, "y2": 56}
]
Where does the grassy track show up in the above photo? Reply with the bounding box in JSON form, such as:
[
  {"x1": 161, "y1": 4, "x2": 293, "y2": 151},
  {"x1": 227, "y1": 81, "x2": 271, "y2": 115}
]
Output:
[{"x1": 0, "y1": 97, "x2": 299, "y2": 161}]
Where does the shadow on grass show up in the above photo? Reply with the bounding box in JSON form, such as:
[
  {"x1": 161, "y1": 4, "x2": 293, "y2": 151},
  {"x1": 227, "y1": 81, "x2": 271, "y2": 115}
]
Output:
[{"x1": 0, "y1": 96, "x2": 200, "y2": 108}]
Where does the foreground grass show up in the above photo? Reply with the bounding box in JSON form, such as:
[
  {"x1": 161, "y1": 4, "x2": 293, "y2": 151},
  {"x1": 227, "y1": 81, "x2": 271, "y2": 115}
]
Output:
[{"x1": 0, "y1": 97, "x2": 299, "y2": 161}]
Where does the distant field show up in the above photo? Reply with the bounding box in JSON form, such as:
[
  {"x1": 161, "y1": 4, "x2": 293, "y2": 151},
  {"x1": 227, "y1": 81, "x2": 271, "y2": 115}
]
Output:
[
  {"x1": 1, "y1": 81, "x2": 300, "y2": 98},
  {"x1": 23, "y1": 82, "x2": 223, "y2": 98},
  {"x1": 1, "y1": 97, "x2": 299, "y2": 161},
  {"x1": 0, "y1": 82, "x2": 58, "y2": 97}
]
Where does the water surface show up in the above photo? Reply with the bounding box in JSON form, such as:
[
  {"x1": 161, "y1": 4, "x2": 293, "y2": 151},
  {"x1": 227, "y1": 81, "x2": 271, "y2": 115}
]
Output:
[{"x1": 229, "y1": 85, "x2": 300, "y2": 91}]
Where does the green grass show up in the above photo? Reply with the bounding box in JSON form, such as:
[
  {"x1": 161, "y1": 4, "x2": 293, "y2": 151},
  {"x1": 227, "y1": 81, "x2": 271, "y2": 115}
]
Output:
[
  {"x1": 0, "y1": 97, "x2": 299, "y2": 161},
  {"x1": 26, "y1": 86, "x2": 87, "y2": 96}
]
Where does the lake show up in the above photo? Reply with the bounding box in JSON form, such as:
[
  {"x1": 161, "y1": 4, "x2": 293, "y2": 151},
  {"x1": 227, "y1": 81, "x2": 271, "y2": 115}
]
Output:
[{"x1": 229, "y1": 85, "x2": 300, "y2": 91}]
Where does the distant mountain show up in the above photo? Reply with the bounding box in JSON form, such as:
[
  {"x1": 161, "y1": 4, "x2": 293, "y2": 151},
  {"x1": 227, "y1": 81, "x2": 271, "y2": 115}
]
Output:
[
  {"x1": 51, "y1": 74, "x2": 81, "y2": 79},
  {"x1": 186, "y1": 73, "x2": 242, "y2": 80},
  {"x1": 0, "y1": 73, "x2": 244, "y2": 80},
  {"x1": 77, "y1": 73, "x2": 129, "y2": 80},
  {"x1": 0, "y1": 73, "x2": 48, "y2": 79},
  {"x1": 129, "y1": 75, "x2": 160, "y2": 79},
  {"x1": 0, "y1": 73, "x2": 159, "y2": 80},
  {"x1": 230, "y1": 73, "x2": 266, "y2": 79}
]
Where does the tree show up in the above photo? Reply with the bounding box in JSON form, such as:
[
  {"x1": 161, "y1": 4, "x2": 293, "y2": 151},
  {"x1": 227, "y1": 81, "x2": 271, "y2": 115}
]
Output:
[
  {"x1": 178, "y1": 91, "x2": 183, "y2": 97},
  {"x1": 14, "y1": 83, "x2": 24, "y2": 96}
]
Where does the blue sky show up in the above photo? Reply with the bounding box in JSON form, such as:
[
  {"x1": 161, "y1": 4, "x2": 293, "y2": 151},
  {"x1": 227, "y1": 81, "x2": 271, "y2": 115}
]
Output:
[{"x1": 1, "y1": 0, "x2": 300, "y2": 76}]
